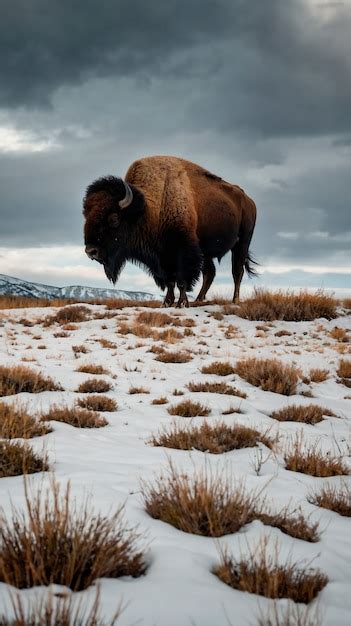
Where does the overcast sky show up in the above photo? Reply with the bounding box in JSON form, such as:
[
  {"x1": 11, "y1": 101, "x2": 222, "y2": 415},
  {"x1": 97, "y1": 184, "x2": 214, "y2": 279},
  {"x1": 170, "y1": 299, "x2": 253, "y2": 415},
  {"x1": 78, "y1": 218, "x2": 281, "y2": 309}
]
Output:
[{"x1": 0, "y1": 0, "x2": 350, "y2": 296}]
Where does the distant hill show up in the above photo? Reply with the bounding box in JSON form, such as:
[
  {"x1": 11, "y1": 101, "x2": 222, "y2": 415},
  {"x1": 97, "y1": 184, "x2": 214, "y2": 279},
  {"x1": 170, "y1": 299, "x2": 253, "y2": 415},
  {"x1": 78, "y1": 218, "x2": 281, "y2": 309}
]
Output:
[{"x1": 0, "y1": 274, "x2": 155, "y2": 301}]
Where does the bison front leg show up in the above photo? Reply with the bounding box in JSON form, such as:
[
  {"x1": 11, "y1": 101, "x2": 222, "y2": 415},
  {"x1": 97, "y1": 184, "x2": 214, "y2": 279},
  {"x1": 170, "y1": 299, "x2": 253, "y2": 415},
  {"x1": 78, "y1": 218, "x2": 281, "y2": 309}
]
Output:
[
  {"x1": 163, "y1": 282, "x2": 175, "y2": 307},
  {"x1": 175, "y1": 237, "x2": 203, "y2": 308},
  {"x1": 176, "y1": 283, "x2": 189, "y2": 308}
]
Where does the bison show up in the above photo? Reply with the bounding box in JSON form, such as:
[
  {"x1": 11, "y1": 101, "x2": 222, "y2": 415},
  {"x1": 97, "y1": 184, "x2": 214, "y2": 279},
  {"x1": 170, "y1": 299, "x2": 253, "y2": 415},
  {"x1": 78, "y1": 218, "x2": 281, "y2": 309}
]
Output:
[{"x1": 83, "y1": 156, "x2": 257, "y2": 307}]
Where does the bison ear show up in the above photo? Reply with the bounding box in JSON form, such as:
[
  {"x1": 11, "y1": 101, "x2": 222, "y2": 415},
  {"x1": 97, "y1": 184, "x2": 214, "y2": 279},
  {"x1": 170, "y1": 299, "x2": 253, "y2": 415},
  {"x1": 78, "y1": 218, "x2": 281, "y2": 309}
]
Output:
[
  {"x1": 119, "y1": 180, "x2": 133, "y2": 209},
  {"x1": 108, "y1": 213, "x2": 120, "y2": 228}
]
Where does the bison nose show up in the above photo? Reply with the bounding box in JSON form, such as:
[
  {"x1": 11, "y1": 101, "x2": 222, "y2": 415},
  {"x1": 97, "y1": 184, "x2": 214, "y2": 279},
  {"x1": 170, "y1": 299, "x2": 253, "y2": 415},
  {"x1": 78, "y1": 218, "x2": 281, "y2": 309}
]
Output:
[{"x1": 85, "y1": 245, "x2": 101, "y2": 261}]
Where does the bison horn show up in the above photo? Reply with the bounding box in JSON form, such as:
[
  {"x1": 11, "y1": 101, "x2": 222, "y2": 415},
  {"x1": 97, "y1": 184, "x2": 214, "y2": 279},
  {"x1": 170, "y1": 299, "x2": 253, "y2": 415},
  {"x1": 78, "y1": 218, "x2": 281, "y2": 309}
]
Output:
[{"x1": 119, "y1": 180, "x2": 133, "y2": 209}]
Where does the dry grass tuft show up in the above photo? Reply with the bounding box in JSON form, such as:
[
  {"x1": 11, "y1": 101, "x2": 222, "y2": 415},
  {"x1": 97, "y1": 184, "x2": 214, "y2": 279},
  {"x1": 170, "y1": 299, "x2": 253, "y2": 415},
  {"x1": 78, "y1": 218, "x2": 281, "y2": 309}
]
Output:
[
  {"x1": 256, "y1": 508, "x2": 319, "y2": 543},
  {"x1": 284, "y1": 435, "x2": 350, "y2": 477},
  {"x1": 214, "y1": 539, "x2": 328, "y2": 602},
  {"x1": 135, "y1": 311, "x2": 175, "y2": 326},
  {"x1": 72, "y1": 345, "x2": 89, "y2": 355},
  {"x1": 337, "y1": 359, "x2": 351, "y2": 379},
  {"x1": 0, "y1": 440, "x2": 48, "y2": 478},
  {"x1": 75, "y1": 364, "x2": 110, "y2": 375},
  {"x1": 235, "y1": 358, "x2": 300, "y2": 395},
  {"x1": 235, "y1": 288, "x2": 337, "y2": 321},
  {"x1": 201, "y1": 361, "x2": 236, "y2": 376},
  {"x1": 167, "y1": 399, "x2": 210, "y2": 417},
  {"x1": 155, "y1": 350, "x2": 191, "y2": 363},
  {"x1": 151, "y1": 396, "x2": 168, "y2": 405},
  {"x1": 271, "y1": 403, "x2": 334, "y2": 425},
  {"x1": 308, "y1": 483, "x2": 351, "y2": 517},
  {"x1": 0, "y1": 480, "x2": 146, "y2": 590},
  {"x1": 77, "y1": 395, "x2": 117, "y2": 412},
  {"x1": 173, "y1": 388, "x2": 184, "y2": 396},
  {"x1": 41, "y1": 406, "x2": 108, "y2": 428},
  {"x1": 0, "y1": 296, "x2": 78, "y2": 310},
  {"x1": 0, "y1": 402, "x2": 51, "y2": 438},
  {"x1": 187, "y1": 380, "x2": 247, "y2": 398},
  {"x1": 44, "y1": 305, "x2": 91, "y2": 326},
  {"x1": 222, "y1": 405, "x2": 243, "y2": 415},
  {"x1": 309, "y1": 368, "x2": 329, "y2": 383},
  {"x1": 76, "y1": 379, "x2": 113, "y2": 394},
  {"x1": 129, "y1": 386, "x2": 150, "y2": 394},
  {"x1": 0, "y1": 365, "x2": 61, "y2": 397},
  {"x1": 98, "y1": 338, "x2": 117, "y2": 349},
  {"x1": 330, "y1": 326, "x2": 349, "y2": 342},
  {"x1": 150, "y1": 421, "x2": 272, "y2": 453}
]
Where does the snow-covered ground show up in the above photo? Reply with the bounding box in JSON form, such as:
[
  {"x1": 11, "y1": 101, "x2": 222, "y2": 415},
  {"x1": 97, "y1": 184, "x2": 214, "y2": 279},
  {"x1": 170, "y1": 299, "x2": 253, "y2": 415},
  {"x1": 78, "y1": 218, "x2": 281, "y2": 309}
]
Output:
[{"x1": 0, "y1": 302, "x2": 350, "y2": 625}]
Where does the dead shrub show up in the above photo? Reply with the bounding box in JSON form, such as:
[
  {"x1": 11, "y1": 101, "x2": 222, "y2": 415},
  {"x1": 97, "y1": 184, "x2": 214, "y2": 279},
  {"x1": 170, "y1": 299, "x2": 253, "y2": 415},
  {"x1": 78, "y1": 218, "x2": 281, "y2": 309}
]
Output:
[
  {"x1": 167, "y1": 399, "x2": 210, "y2": 417},
  {"x1": 76, "y1": 379, "x2": 113, "y2": 394},
  {"x1": 271, "y1": 403, "x2": 334, "y2": 425},
  {"x1": 136, "y1": 311, "x2": 175, "y2": 326},
  {"x1": 214, "y1": 539, "x2": 328, "y2": 602},
  {"x1": 0, "y1": 365, "x2": 61, "y2": 397},
  {"x1": 309, "y1": 368, "x2": 329, "y2": 383},
  {"x1": 44, "y1": 305, "x2": 91, "y2": 326},
  {"x1": 129, "y1": 386, "x2": 150, "y2": 394},
  {"x1": 0, "y1": 480, "x2": 146, "y2": 590},
  {"x1": 0, "y1": 402, "x2": 51, "y2": 438},
  {"x1": 308, "y1": 483, "x2": 351, "y2": 517},
  {"x1": 77, "y1": 395, "x2": 117, "y2": 412},
  {"x1": 72, "y1": 345, "x2": 89, "y2": 355},
  {"x1": 150, "y1": 421, "x2": 272, "y2": 453},
  {"x1": 201, "y1": 361, "x2": 236, "y2": 376},
  {"x1": 41, "y1": 406, "x2": 108, "y2": 428},
  {"x1": 157, "y1": 328, "x2": 183, "y2": 341},
  {"x1": 187, "y1": 380, "x2": 247, "y2": 398},
  {"x1": 337, "y1": 359, "x2": 351, "y2": 379},
  {"x1": 235, "y1": 288, "x2": 337, "y2": 321},
  {"x1": 284, "y1": 435, "x2": 350, "y2": 477},
  {"x1": 0, "y1": 441, "x2": 48, "y2": 478},
  {"x1": 235, "y1": 358, "x2": 300, "y2": 395},
  {"x1": 155, "y1": 350, "x2": 191, "y2": 363},
  {"x1": 118, "y1": 322, "x2": 155, "y2": 339},
  {"x1": 151, "y1": 396, "x2": 168, "y2": 405},
  {"x1": 75, "y1": 364, "x2": 110, "y2": 375}
]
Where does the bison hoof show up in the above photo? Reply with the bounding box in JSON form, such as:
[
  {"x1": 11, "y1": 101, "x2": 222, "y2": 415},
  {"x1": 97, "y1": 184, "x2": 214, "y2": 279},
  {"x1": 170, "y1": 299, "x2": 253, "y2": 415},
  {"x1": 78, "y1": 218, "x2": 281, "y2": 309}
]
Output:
[{"x1": 176, "y1": 298, "x2": 189, "y2": 308}]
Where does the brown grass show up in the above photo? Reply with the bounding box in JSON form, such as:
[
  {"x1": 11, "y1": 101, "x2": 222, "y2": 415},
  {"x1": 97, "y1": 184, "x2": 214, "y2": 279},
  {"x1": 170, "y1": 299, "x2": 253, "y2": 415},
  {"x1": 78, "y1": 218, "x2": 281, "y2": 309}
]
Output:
[
  {"x1": 103, "y1": 298, "x2": 160, "y2": 310},
  {"x1": 271, "y1": 403, "x2": 334, "y2": 425},
  {"x1": 235, "y1": 358, "x2": 300, "y2": 395},
  {"x1": 142, "y1": 465, "x2": 317, "y2": 541},
  {"x1": 77, "y1": 395, "x2": 117, "y2": 412},
  {"x1": 150, "y1": 421, "x2": 273, "y2": 452},
  {"x1": 222, "y1": 405, "x2": 243, "y2": 415},
  {"x1": 41, "y1": 406, "x2": 108, "y2": 428},
  {"x1": 309, "y1": 368, "x2": 329, "y2": 383},
  {"x1": 173, "y1": 388, "x2": 184, "y2": 396},
  {"x1": 75, "y1": 364, "x2": 110, "y2": 375},
  {"x1": 201, "y1": 361, "x2": 236, "y2": 376},
  {"x1": 0, "y1": 296, "x2": 78, "y2": 310},
  {"x1": 76, "y1": 379, "x2": 113, "y2": 394},
  {"x1": 308, "y1": 483, "x2": 351, "y2": 517},
  {"x1": 151, "y1": 396, "x2": 168, "y2": 405},
  {"x1": 284, "y1": 435, "x2": 350, "y2": 477},
  {"x1": 135, "y1": 311, "x2": 175, "y2": 326},
  {"x1": 214, "y1": 539, "x2": 328, "y2": 602},
  {"x1": 167, "y1": 399, "x2": 210, "y2": 417},
  {"x1": 330, "y1": 326, "x2": 349, "y2": 342},
  {"x1": 0, "y1": 589, "x2": 121, "y2": 626},
  {"x1": 155, "y1": 350, "x2": 191, "y2": 363},
  {"x1": 98, "y1": 338, "x2": 117, "y2": 349},
  {"x1": 186, "y1": 380, "x2": 247, "y2": 398},
  {"x1": 0, "y1": 441, "x2": 48, "y2": 478},
  {"x1": 72, "y1": 345, "x2": 89, "y2": 355},
  {"x1": 274, "y1": 329, "x2": 292, "y2": 337},
  {"x1": 0, "y1": 365, "x2": 61, "y2": 397},
  {"x1": 129, "y1": 386, "x2": 150, "y2": 394},
  {"x1": 337, "y1": 359, "x2": 351, "y2": 379},
  {"x1": 44, "y1": 305, "x2": 91, "y2": 326},
  {"x1": 118, "y1": 322, "x2": 155, "y2": 339},
  {"x1": 235, "y1": 288, "x2": 337, "y2": 321},
  {"x1": 0, "y1": 480, "x2": 146, "y2": 590},
  {"x1": 0, "y1": 402, "x2": 51, "y2": 438}
]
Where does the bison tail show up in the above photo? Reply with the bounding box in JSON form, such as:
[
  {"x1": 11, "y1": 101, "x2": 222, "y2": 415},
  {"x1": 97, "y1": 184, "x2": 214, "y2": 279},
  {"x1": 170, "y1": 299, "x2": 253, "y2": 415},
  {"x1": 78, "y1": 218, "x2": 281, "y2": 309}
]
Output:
[{"x1": 244, "y1": 251, "x2": 259, "y2": 278}]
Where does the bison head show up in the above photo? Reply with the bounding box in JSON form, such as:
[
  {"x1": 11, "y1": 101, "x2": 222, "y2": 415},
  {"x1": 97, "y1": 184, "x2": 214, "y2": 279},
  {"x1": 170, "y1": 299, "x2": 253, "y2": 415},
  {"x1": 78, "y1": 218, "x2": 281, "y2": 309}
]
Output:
[{"x1": 83, "y1": 175, "x2": 144, "y2": 283}]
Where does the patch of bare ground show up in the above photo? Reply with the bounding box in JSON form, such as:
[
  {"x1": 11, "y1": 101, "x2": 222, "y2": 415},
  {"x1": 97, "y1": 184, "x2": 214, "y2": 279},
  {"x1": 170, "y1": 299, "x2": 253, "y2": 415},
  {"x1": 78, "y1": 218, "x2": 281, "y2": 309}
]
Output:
[
  {"x1": 309, "y1": 368, "x2": 329, "y2": 383},
  {"x1": 75, "y1": 364, "x2": 110, "y2": 375},
  {"x1": 155, "y1": 350, "x2": 191, "y2": 363},
  {"x1": 150, "y1": 421, "x2": 273, "y2": 452},
  {"x1": 0, "y1": 441, "x2": 48, "y2": 478},
  {"x1": 41, "y1": 406, "x2": 108, "y2": 428},
  {"x1": 151, "y1": 396, "x2": 168, "y2": 405},
  {"x1": 44, "y1": 305, "x2": 91, "y2": 326},
  {"x1": 167, "y1": 399, "x2": 210, "y2": 417},
  {"x1": 186, "y1": 380, "x2": 247, "y2": 398},
  {"x1": 0, "y1": 480, "x2": 146, "y2": 590},
  {"x1": 0, "y1": 589, "x2": 121, "y2": 626},
  {"x1": 0, "y1": 365, "x2": 61, "y2": 397},
  {"x1": 0, "y1": 402, "x2": 51, "y2": 438},
  {"x1": 337, "y1": 359, "x2": 351, "y2": 387},
  {"x1": 214, "y1": 539, "x2": 328, "y2": 602},
  {"x1": 142, "y1": 465, "x2": 318, "y2": 541},
  {"x1": 271, "y1": 404, "x2": 334, "y2": 425},
  {"x1": 77, "y1": 395, "x2": 117, "y2": 412},
  {"x1": 235, "y1": 288, "x2": 337, "y2": 321},
  {"x1": 235, "y1": 358, "x2": 300, "y2": 395},
  {"x1": 201, "y1": 361, "x2": 236, "y2": 376},
  {"x1": 129, "y1": 386, "x2": 150, "y2": 394},
  {"x1": 308, "y1": 483, "x2": 351, "y2": 517},
  {"x1": 76, "y1": 379, "x2": 113, "y2": 393},
  {"x1": 284, "y1": 435, "x2": 350, "y2": 477}
]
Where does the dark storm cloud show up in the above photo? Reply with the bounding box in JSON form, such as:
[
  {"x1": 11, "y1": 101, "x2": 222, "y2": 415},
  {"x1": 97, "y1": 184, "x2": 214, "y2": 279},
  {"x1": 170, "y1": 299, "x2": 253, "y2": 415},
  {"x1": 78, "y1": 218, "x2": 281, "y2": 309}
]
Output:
[{"x1": 1, "y1": 0, "x2": 350, "y2": 138}]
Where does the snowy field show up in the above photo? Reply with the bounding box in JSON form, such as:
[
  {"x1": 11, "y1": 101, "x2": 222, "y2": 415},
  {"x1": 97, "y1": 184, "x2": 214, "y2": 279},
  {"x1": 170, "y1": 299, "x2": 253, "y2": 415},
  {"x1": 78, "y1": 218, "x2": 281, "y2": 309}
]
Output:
[{"x1": 0, "y1": 300, "x2": 350, "y2": 626}]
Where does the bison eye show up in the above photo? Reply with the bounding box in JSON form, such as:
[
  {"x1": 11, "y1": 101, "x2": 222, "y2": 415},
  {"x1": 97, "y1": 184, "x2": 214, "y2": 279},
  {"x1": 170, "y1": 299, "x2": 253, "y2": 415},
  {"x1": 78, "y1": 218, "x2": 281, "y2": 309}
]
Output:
[{"x1": 108, "y1": 213, "x2": 119, "y2": 228}]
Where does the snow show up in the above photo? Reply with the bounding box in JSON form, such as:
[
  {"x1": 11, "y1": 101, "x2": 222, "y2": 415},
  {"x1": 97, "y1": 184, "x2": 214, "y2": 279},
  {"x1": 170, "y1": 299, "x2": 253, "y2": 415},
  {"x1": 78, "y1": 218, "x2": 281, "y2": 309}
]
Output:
[{"x1": 0, "y1": 302, "x2": 350, "y2": 625}]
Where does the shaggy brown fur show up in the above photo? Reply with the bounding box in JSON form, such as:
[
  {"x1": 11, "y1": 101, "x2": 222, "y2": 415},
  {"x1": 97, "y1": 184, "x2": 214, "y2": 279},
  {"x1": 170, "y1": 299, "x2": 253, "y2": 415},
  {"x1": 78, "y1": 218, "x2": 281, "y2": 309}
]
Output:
[{"x1": 83, "y1": 156, "x2": 257, "y2": 306}]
